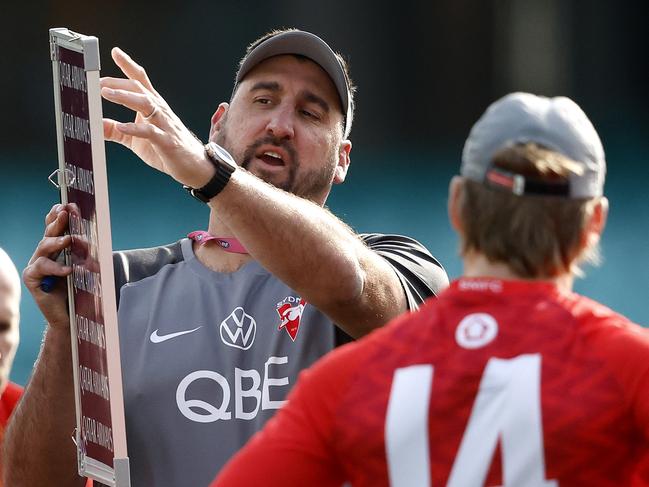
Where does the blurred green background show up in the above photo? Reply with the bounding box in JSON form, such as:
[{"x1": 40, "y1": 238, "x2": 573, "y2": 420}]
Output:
[{"x1": 1, "y1": 0, "x2": 647, "y2": 386}]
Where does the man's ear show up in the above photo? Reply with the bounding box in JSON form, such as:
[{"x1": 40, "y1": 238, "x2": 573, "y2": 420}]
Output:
[
  {"x1": 333, "y1": 140, "x2": 352, "y2": 184},
  {"x1": 583, "y1": 196, "x2": 609, "y2": 248},
  {"x1": 208, "y1": 103, "x2": 229, "y2": 141},
  {"x1": 448, "y1": 176, "x2": 465, "y2": 234}
]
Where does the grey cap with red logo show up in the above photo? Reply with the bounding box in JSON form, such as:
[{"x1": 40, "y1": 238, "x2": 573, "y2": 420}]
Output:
[{"x1": 461, "y1": 92, "x2": 606, "y2": 198}]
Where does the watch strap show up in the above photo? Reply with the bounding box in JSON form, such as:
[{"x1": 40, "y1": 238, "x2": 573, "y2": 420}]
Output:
[{"x1": 184, "y1": 143, "x2": 237, "y2": 203}]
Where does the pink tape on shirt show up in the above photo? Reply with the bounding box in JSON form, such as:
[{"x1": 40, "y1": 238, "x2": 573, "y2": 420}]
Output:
[{"x1": 188, "y1": 231, "x2": 248, "y2": 254}]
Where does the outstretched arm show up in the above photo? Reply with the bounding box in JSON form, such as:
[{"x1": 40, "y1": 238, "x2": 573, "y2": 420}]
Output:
[
  {"x1": 4, "y1": 205, "x2": 86, "y2": 486},
  {"x1": 210, "y1": 170, "x2": 420, "y2": 337},
  {"x1": 100, "y1": 48, "x2": 447, "y2": 338}
]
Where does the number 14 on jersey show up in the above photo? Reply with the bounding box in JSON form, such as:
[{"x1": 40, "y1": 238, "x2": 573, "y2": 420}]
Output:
[{"x1": 385, "y1": 354, "x2": 558, "y2": 487}]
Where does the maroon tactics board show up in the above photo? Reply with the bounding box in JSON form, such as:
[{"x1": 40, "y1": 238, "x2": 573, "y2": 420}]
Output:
[{"x1": 50, "y1": 28, "x2": 130, "y2": 487}]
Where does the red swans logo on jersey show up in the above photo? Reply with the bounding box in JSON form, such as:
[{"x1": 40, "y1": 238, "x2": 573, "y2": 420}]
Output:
[{"x1": 276, "y1": 297, "x2": 306, "y2": 341}]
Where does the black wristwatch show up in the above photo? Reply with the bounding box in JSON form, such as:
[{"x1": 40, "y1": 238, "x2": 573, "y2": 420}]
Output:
[{"x1": 184, "y1": 142, "x2": 238, "y2": 203}]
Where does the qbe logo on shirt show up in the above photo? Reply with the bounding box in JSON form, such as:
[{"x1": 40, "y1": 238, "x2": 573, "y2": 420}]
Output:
[{"x1": 220, "y1": 307, "x2": 256, "y2": 350}]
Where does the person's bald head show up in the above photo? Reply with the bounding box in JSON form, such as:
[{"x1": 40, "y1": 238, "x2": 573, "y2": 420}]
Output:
[{"x1": 0, "y1": 249, "x2": 20, "y2": 394}]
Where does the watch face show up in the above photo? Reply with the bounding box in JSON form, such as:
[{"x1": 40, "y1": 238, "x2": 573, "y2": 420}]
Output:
[{"x1": 210, "y1": 143, "x2": 237, "y2": 167}]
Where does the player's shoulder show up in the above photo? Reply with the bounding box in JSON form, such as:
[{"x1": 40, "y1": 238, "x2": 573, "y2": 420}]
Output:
[
  {"x1": 568, "y1": 292, "x2": 646, "y2": 335},
  {"x1": 344, "y1": 297, "x2": 445, "y2": 370},
  {"x1": 1, "y1": 381, "x2": 23, "y2": 414},
  {"x1": 3, "y1": 381, "x2": 23, "y2": 399},
  {"x1": 567, "y1": 292, "x2": 649, "y2": 363},
  {"x1": 292, "y1": 335, "x2": 370, "y2": 405},
  {"x1": 307, "y1": 303, "x2": 439, "y2": 378}
]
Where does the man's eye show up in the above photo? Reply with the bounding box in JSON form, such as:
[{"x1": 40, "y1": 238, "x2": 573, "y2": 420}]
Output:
[
  {"x1": 0, "y1": 321, "x2": 10, "y2": 333},
  {"x1": 301, "y1": 109, "x2": 319, "y2": 120},
  {"x1": 254, "y1": 97, "x2": 272, "y2": 105}
]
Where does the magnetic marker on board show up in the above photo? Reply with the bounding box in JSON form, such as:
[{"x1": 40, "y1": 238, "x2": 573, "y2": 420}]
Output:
[{"x1": 40, "y1": 275, "x2": 59, "y2": 293}]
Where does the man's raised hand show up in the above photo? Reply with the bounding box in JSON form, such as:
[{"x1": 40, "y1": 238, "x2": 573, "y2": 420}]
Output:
[{"x1": 101, "y1": 47, "x2": 212, "y2": 189}]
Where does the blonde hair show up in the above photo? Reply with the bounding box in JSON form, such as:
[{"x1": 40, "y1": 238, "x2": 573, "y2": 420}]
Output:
[{"x1": 459, "y1": 143, "x2": 601, "y2": 278}]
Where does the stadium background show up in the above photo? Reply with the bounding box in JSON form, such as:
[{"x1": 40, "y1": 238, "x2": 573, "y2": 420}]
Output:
[{"x1": 1, "y1": 0, "x2": 647, "y2": 386}]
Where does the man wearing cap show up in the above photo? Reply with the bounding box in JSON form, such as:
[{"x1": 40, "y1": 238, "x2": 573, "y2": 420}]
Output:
[
  {"x1": 6, "y1": 29, "x2": 448, "y2": 486},
  {"x1": 212, "y1": 92, "x2": 649, "y2": 487}
]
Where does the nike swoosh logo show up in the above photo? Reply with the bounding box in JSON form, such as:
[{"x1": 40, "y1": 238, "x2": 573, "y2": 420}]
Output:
[{"x1": 150, "y1": 326, "x2": 202, "y2": 344}]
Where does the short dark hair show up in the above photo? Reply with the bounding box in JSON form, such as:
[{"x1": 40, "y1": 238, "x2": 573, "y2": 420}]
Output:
[{"x1": 458, "y1": 143, "x2": 602, "y2": 278}]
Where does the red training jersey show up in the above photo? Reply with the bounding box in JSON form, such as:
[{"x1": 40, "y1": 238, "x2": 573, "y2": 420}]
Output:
[
  {"x1": 0, "y1": 382, "x2": 22, "y2": 428},
  {"x1": 1, "y1": 382, "x2": 23, "y2": 484},
  {"x1": 213, "y1": 279, "x2": 649, "y2": 487}
]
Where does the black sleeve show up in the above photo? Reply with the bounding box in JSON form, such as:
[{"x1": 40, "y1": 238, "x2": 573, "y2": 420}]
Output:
[
  {"x1": 360, "y1": 233, "x2": 448, "y2": 309},
  {"x1": 335, "y1": 233, "x2": 449, "y2": 346},
  {"x1": 112, "y1": 240, "x2": 184, "y2": 308}
]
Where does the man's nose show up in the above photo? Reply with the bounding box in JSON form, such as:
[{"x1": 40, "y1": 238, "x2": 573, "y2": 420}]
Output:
[{"x1": 265, "y1": 105, "x2": 295, "y2": 140}]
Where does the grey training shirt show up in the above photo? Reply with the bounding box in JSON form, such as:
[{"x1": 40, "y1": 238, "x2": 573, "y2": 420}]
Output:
[{"x1": 113, "y1": 234, "x2": 447, "y2": 486}]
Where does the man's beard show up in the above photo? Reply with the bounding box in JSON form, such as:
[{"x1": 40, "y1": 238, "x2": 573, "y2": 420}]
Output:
[{"x1": 214, "y1": 122, "x2": 337, "y2": 202}]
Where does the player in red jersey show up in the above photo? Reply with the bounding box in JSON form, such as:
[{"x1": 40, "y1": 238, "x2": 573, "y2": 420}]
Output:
[
  {"x1": 0, "y1": 249, "x2": 23, "y2": 481},
  {"x1": 212, "y1": 93, "x2": 649, "y2": 487}
]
